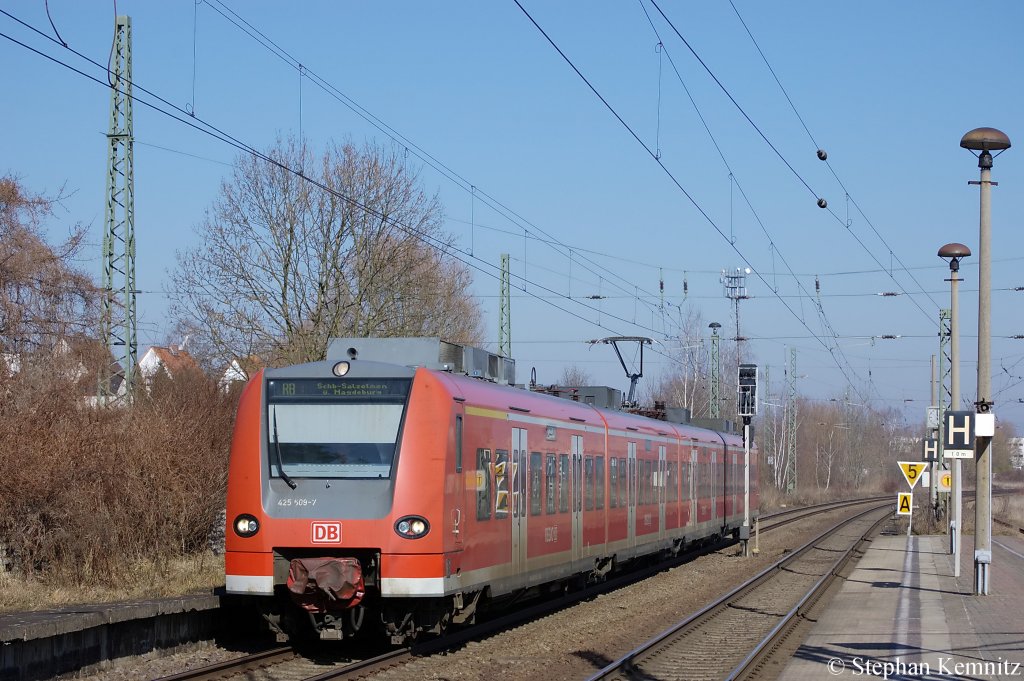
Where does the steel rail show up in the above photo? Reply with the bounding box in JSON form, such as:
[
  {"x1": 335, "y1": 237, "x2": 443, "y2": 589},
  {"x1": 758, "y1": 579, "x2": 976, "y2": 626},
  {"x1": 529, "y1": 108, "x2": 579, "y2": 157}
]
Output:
[
  {"x1": 724, "y1": 510, "x2": 888, "y2": 680},
  {"x1": 155, "y1": 646, "x2": 295, "y2": 681},
  {"x1": 156, "y1": 496, "x2": 886, "y2": 681},
  {"x1": 586, "y1": 502, "x2": 890, "y2": 681}
]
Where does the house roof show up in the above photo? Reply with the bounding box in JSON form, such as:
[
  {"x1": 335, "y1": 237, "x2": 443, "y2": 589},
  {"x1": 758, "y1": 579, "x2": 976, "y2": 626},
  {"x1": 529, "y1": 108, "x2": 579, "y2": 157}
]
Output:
[{"x1": 140, "y1": 345, "x2": 201, "y2": 377}]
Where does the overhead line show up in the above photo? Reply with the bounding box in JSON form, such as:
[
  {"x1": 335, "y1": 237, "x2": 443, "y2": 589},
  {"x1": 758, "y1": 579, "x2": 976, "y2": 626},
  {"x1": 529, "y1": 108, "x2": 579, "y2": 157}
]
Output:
[
  {"x1": 200, "y1": 0, "x2": 671, "y2": 328},
  {"x1": 0, "y1": 12, "x2": 694, "y2": 372},
  {"x1": 648, "y1": 0, "x2": 937, "y2": 325},
  {"x1": 511, "y1": 0, "x2": 868, "y2": 403}
]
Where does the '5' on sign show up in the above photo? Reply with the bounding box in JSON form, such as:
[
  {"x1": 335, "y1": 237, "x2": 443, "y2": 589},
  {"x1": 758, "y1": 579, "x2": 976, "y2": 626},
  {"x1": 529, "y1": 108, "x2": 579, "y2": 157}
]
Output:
[{"x1": 897, "y1": 461, "x2": 925, "y2": 489}]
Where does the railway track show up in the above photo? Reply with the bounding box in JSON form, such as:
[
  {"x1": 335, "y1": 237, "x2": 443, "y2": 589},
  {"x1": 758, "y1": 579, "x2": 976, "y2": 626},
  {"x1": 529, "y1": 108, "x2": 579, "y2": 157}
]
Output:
[
  {"x1": 586, "y1": 502, "x2": 889, "y2": 681},
  {"x1": 153, "y1": 497, "x2": 885, "y2": 681}
]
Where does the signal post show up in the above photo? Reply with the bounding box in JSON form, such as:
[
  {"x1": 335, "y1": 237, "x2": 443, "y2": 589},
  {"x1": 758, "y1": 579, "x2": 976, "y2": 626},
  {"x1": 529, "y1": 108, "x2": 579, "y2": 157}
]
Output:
[{"x1": 738, "y1": 364, "x2": 757, "y2": 558}]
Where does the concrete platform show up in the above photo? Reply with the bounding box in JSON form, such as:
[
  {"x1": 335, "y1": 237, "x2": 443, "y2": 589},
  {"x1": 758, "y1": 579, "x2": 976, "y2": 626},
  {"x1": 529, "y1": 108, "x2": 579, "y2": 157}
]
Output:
[
  {"x1": 782, "y1": 528, "x2": 1024, "y2": 680},
  {"x1": 0, "y1": 594, "x2": 223, "y2": 681}
]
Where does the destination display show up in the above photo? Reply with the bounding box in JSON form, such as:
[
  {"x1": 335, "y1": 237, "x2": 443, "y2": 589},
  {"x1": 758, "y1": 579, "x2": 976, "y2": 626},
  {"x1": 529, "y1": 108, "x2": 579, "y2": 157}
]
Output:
[{"x1": 267, "y1": 378, "x2": 410, "y2": 400}]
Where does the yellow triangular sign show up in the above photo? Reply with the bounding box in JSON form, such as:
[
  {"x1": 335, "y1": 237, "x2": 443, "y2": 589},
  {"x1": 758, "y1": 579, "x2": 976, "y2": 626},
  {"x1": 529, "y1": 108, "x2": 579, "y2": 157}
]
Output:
[
  {"x1": 897, "y1": 492, "x2": 913, "y2": 516},
  {"x1": 897, "y1": 461, "x2": 925, "y2": 489}
]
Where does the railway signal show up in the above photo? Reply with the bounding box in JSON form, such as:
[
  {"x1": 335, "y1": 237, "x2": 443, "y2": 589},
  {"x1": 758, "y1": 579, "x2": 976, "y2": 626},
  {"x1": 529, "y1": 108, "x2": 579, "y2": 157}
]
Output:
[{"x1": 738, "y1": 363, "x2": 757, "y2": 557}]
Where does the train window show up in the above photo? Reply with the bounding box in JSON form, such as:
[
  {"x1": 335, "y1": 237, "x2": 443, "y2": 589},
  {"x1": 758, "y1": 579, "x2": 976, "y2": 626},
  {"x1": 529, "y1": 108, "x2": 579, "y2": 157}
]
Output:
[
  {"x1": 559, "y1": 454, "x2": 569, "y2": 513},
  {"x1": 455, "y1": 416, "x2": 463, "y2": 473},
  {"x1": 680, "y1": 461, "x2": 687, "y2": 501},
  {"x1": 495, "y1": 449, "x2": 509, "y2": 519},
  {"x1": 666, "y1": 462, "x2": 674, "y2": 502},
  {"x1": 643, "y1": 460, "x2": 651, "y2": 505},
  {"x1": 609, "y1": 458, "x2": 618, "y2": 508},
  {"x1": 584, "y1": 456, "x2": 594, "y2": 511},
  {"x1": 267, "y1": 402, "x2": 404, "y2": 479},
  {"x1": 618, "y1": 457, "x2": 627, "y2": 508},
  {"x1": 637, "y1": 460, "x2": 644, "y2": 505},
  {"x1": 530, "y1": 452, "x2": 542, "y2": 516},
  {"x1": 596, "y1": 456, "x2": 605, "y2": 510},
  {"x1": 476, "y1": 448, "x2": 491, "y2": 521},
  {"x1": 546, "y1": 454, "x2": 556, "y2": 514},
  {"x1": 622, "y1": 456, "x2": 630, "y2": 503}
]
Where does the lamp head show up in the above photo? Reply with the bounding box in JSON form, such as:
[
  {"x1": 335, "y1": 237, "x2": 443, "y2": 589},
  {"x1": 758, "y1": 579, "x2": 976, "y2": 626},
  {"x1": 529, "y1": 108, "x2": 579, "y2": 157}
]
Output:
[
  {"x1": 961, "y1": 128, "x2": 1011, "y2": 169},
  {"x1": 938, "y1": 242, "x2": 971, "y2": 273}
]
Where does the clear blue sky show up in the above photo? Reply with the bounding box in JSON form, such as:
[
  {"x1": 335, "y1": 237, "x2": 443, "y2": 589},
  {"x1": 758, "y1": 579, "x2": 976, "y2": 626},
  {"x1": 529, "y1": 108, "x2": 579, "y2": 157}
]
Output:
[{"x1": 4, "y1": 2, "x2": 1024, "y2": 429}]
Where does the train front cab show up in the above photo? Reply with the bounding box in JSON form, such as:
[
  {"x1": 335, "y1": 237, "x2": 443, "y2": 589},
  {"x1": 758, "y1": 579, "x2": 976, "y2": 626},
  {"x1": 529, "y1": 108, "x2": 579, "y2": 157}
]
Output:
[{"x1": 225, "y1": 362, "x2": 467, "y2": 642}]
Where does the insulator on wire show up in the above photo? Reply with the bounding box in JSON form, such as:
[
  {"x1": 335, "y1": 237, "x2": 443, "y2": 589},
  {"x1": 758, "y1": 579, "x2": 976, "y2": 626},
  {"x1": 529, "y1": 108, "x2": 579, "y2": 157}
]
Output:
[
  {"x1": 817, "y1": 198, "x2": 828, "y2": 209},
  {"x1": 817, "y1": 149, "x2": 828, "y2": 161}
]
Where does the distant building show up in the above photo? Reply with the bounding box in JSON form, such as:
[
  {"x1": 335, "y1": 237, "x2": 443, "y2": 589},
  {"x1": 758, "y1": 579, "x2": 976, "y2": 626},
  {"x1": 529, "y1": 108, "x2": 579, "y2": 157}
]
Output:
[
  {"x1": 1009, "y1": 437, "x2": 1024, "y2": 471},
  {"x1": 219, "y1": 355, "x2": 264, "y2": 392},
  {"x1": 138, "y1": 344, "x2": 201, "y2": 384}
]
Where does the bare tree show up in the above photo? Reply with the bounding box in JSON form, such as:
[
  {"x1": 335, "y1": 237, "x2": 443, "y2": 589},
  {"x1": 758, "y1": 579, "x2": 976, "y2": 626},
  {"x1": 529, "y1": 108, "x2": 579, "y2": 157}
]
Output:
[
  {"x1": 649, "y1": 306, "x2": 711, "y2": 414},
  {"x1": 559, "y1": 364, "x2": 592, "y2": 386},
  {"x1": 169, "y1": 138, "x2": 483, "y2": 366},
  {"x1": 0, "y1": 176, "x2": 97, "y2": 357}
]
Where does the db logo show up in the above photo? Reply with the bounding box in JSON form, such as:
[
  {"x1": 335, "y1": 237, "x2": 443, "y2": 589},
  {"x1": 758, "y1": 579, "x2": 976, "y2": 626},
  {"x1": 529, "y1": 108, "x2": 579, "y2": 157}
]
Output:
[{"x1": 311, "y1": 522, "x2": 342, "y2": 543}]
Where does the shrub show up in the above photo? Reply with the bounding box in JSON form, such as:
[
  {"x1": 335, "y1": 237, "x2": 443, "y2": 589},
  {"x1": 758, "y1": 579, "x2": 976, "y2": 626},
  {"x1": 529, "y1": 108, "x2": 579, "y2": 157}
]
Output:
[{"x1": 0, "y1": 363, "x2": 237, "y2": 586}]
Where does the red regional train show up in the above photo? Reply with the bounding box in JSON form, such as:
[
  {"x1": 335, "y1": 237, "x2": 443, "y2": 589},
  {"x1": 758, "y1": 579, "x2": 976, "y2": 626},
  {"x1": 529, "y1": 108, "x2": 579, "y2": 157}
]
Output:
[{"x1": 225, "y1": 339, "x2": 758, "y2": 642}]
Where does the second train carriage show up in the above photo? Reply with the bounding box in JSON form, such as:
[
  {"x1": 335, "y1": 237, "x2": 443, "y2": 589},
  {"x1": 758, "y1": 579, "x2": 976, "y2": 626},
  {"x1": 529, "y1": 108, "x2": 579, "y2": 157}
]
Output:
[{"x1": 225, "y1": 338, "x2": 759, "y2": 642}]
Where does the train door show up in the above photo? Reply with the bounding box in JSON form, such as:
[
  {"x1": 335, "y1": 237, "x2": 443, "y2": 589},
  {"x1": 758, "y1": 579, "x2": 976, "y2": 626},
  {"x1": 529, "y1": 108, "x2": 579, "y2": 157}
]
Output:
[
  {"x1": 658, "y1": 445, "x2": 666, "y2": 540},
  {"x1": 511, "y1": 428, "x2": 528, "y2": 573},
  {"x1": 571, "y1": 435, "x2": 584, "y2": 562},
  {"x1": 627, "y1": 441, "x2": 637, "y2": 549},
  {"x1": 453, "y1": 414, "x2": 465, "y2": 550}
]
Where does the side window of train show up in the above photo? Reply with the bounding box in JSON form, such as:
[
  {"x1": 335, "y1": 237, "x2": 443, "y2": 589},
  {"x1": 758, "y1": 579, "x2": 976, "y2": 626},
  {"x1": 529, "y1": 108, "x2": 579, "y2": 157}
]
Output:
[
  {"x1": 618, "y1": 457, "x2": 627, "y2": 508},
  {"x1": 596, "y1": 455, "x2": 605, "y2": 510},
  {"x1": 644, "y1": 460, "x2": 653, "y2": 506},
  {"x1": 559, "y1": 453, "x2": 570, "y2": 513},
  {"x1": 455, "y1": 416, "x2": 463, "y2": 473},
  {"x1": 476, "y1": 448, "x2": 491, "y2": 520},
  {"x1": 622, "y1": 454, "x2": 630, "y2": 507},
  {"x1": 666, "y1": 461, "x2": 674, "y2": 503},
  {"x1": 546, "y1": 454, "x2": 556, "y2": 514},
  {"x1": 494, "y1": 449, "x2": 510, "y2": 519},
  {"x1": 609, "y1": 458, "x2": 618, "y2": 508},
  {"x1": 530, "y1": 452, "x2": 542, "y2": 516},
  {"x1": 584, "y1": 456, "x2": 594, "y2": 511}
]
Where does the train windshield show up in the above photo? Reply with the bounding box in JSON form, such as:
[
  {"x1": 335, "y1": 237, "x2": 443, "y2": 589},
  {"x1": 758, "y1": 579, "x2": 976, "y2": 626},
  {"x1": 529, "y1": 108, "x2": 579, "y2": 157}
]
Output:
[{"x1": 266, "y1": 378, "x2": 411, "y2": 479}]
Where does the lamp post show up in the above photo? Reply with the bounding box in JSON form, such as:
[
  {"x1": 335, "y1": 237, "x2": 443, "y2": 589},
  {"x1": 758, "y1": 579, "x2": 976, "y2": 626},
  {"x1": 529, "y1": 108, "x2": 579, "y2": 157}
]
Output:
[
  {"x1": 939, "y1": 242, "x2": 970, "y2": 579},
  {"x1": 960, "y1": 127, "x2": 1011, "y2": 595}
]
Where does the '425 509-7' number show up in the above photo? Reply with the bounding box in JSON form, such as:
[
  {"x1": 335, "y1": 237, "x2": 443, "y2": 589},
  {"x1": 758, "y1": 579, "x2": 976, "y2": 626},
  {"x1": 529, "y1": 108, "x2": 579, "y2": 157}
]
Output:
[{"x1": 277, "y1": 498, "x2": 317, "y2": 507}]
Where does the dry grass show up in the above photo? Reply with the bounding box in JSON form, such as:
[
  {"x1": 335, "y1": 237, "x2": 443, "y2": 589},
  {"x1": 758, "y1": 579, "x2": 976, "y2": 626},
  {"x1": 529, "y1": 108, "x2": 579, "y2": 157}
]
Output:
[
  {"x1": 0, "y1": 552, "x2": 224, "y2": 612},
  {"x1": 994, "y1": 494, "x2": 1024, "y2": 528},
  {"x1": 758, "y1": 482, "x2": 888, "y2": 514}
]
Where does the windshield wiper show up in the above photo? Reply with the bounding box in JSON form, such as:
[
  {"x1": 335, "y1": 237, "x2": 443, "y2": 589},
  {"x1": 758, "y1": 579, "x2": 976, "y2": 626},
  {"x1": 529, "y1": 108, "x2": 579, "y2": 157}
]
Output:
[{"x1": 272, "y1": 409, "x2": 298, "y2": 490}]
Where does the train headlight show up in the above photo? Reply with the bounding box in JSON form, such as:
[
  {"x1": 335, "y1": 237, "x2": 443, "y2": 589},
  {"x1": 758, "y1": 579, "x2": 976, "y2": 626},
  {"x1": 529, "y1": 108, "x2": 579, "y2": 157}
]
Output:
[
  {"x1": 233, "y1": 514, "x2": 260, "y2": 538},
  {"x1": 394, "y1": 515, "x2": 430, "y2": 539},
  {"x1": 332, "y1": 361, "x2": 350, "y2": 377}
]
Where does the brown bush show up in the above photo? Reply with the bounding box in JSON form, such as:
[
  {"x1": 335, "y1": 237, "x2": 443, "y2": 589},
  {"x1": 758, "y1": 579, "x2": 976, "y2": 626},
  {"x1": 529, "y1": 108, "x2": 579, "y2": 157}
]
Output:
[{"x1": 0, "y1": 363, "x2": 237, "y2": 586}]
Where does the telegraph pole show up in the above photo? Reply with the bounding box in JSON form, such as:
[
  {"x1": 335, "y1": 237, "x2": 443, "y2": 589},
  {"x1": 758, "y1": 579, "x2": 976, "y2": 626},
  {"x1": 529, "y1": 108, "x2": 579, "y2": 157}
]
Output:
[{"x1": 100, "y1": 15, "x2": 137, "y2": 403}]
